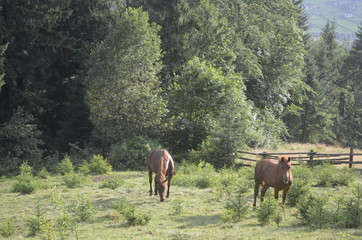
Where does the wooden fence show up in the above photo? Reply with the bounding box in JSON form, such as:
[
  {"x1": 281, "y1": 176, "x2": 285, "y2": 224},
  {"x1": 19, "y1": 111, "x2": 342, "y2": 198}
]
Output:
[{"x1": 235, "y1": 148, "x2": 362, "y2": 168}]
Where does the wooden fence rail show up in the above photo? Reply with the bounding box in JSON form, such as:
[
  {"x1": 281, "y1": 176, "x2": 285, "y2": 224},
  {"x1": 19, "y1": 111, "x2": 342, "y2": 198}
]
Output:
[{"x1": 236, "y1": 148, "x2": 362, "y2": 168}]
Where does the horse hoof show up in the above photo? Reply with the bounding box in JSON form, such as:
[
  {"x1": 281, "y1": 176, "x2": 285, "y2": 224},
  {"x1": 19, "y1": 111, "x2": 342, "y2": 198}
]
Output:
[{"x1": 160, "y1": 199, "x2": 164, "y2": 202}]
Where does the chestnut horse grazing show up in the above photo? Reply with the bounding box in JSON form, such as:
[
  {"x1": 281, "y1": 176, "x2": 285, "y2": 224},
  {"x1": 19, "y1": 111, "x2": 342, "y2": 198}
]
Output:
[
  {"x1": 253, "y1": 156, "x2": 293, "y2": 207},
  {"x1": 148, "y1": 149, "x2": 176, "y2": 202}
]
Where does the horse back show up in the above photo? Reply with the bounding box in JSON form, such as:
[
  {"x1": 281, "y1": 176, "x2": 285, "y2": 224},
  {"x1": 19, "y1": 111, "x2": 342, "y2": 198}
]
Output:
[{"x1": 254, "y1": 159, "x2": 278, "y2": 186}]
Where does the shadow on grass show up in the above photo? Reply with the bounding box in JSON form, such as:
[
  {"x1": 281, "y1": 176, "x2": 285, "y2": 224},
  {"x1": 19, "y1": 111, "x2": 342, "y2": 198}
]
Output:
[{"x1": 174, "y1": 214, "x2": 220, "y2": 228}]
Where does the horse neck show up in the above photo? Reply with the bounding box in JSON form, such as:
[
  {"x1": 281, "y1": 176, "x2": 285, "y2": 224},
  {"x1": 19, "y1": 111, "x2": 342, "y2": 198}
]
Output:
[{"x1": 157, "y1": 154, "x2": 169, "y2": 183}]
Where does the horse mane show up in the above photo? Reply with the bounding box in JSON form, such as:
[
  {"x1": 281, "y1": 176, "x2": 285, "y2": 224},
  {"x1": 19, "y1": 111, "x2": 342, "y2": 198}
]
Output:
[{"x1": 157, "y1": 150, "x2": 169, "y2": 184}]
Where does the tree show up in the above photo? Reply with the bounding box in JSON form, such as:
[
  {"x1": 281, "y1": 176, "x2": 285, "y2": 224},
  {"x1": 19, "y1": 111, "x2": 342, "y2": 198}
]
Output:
[
  {"x1": 0, "y1": 43, "x2": 7, "y2": 90},
  {"x1": 0, "y1": 107, "x2": 43, "y2": 175},
  {"x1": 337, "y1": 23, "x2": 362, "y2": 148},
  {"x1": 85, "y1": 7, "x2": 167, "y2": 143}
]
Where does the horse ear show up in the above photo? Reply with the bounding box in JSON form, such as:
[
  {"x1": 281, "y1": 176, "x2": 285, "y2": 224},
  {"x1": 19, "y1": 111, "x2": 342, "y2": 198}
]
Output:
[{"x1": 288, "y1": 157, "x2": 291, "y2": 162}]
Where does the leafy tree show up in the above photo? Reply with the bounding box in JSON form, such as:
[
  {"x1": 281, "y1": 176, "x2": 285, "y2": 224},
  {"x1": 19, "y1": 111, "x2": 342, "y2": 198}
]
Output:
[{"x1": 85, "y1": 7, "x2": 167, "y2": 143}]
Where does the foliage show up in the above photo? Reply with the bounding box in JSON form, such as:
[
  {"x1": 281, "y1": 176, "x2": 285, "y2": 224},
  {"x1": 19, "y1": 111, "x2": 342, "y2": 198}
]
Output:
[
  {"x1": 56, "y1": 155, "x2": 74, "y2": 175},
  {"x1": 12, "y1": 162, "x2": 38, "y2": 194},
  {"x1": 304, "y1": 195, "x2": 331, "y2": 229},
  {"x1": 174, "y1": 161, "x2": 216, "y2": 189},
  {"x1": 26, "y1": 203, "x2": 47, "y2": 236},
  {"x1": 0, "y1": 108, "x2": 43, "y2": 174},
  {"x1": 341, "y1": 184, "x2": 362, "y2": 228},
  {"x1": 71, "y1": 195, "x2": 98, "y2": 222},
  {"x1": 257, "y1": 195, "x2": 284, "y2": 225},
  {"x1": 223, "y1": 192, "x2": 250, "y2": 223},
  {"x1": 0, "y1": 217, "x2": 15, "y2": 237},
  {"x1": 113, "y1": 199, "x2": 151, "y2": 226},
  {"x1": 37, "y1": 167, "x2": 50, "y2": 179},
  {"x1": 85, "y1": 7, "x2": 166, "y2": 142},
  {"x1": 82, "y1": 154, "x2": 112, "y2": 175},
  {"x1": 108, "y1": 136, "x2": 160, "y2": 170},
  {"x1": 287, "y1": 178, "x2": 311, "y2": 207},
  {"x1": 63, "y1": 173, "x2": 83, "y2": 188},
  {"x1": 100, "y1": 176, "x2": 124, "y2": 190},
  {"x1": 314, "y1": 163, "x2": 356, "y2": 187}
]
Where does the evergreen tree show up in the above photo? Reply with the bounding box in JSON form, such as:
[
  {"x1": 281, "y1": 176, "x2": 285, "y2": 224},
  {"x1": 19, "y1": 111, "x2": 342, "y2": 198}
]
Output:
[
  {"x1": 338, "y1": 23, "x2": 362, "y2": 148},
  {"x1": 296, "y1": 20, "x2": 347, "y2": 143},
  {"x1": 85, "y1": 7, "x2": 167, "y2": 143}
]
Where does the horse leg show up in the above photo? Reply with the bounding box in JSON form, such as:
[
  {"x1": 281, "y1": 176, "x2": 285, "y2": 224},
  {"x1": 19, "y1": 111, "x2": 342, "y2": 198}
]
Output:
[
  {"x1": 148, "y1": 169, "x2": 153, "y2": 196},
  {"x1": 253, "y1": 181, "x2": 260, "y2": 207},
  {"x1": 282, "y1": 188, "x2": 289, "y2": 204},
  {"x1": 154, "y1": 176, "x2": 158, "y2": 196},
  {"x1": 166, "y1": 175, "x2": 173, "y2": 198},
  {"x1": 260, "y1": 185, "x2": 269, "y2": 203},
  {"x1": 274, "y1": 189, "x2": 279, "y2": 201}
]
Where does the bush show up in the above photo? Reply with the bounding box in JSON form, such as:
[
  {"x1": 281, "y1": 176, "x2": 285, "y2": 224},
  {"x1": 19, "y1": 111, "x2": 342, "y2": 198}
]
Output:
[
  {"x1": 100, "y1": 176, "x2": 124, "y2": 190},
  {"x1": 56, "y1": 155, "x2": 74, "y2": 175},
  {"x1": 63, "y1": 173, "x2": 83, "y2": 188},
  {"x1": 305, "y1": 196, "x2": 331, "y2": 228},
  {"x1": 113, "y1": 199, "x2": 151, "y2": 226},
  {"x1": 314, "y1": 164, "x2": 356, "y2": 187},
  {"x1": 37, "y1": 167, "x2": 50, "y2": 179},
  {"x1": 341, "y1": 184, "x2": 362, "y2": 228},
  {"x1": 223, "y1": 192, "x2": 250, "y2": 223},
  {"x1": 173, "y1": 161, "x2": 217, "y2": 188},
  {"x1": 72, "y1": 196, "x2": 97, "y2": 222},
  {"x1": 13, "y1": 162, "x2": 38, "y2": 194},
  {"x1": 108, "y1": 136, "x2": 160, "y2": 170},
  {"x1": 287, "y1": 179, "x2": 311, "y2": 207},
  {"x1": 0, "y1": 218, "x2": 15, "y2": 237},
  {"x1": 257, "y1": 195, "x2": 283, "y2": 225},
  {"x1": 87, "y1": 154, "x2": 112, "y2": 174}
]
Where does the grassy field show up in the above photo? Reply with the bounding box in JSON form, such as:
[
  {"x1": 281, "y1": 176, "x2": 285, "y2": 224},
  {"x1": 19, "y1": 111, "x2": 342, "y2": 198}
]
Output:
[{"x1": 1, "y1": 144, "x2": 362, "y2": 239}]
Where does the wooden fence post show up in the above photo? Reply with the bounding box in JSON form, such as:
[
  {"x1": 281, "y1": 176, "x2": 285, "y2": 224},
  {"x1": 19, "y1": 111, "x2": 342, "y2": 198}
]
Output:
[
  {"x1": 308, "y1": 149, "x2": 315, "y2": 165},
  {"x1": 349, "y1": 148, "x2": 354, "y2": 168}
]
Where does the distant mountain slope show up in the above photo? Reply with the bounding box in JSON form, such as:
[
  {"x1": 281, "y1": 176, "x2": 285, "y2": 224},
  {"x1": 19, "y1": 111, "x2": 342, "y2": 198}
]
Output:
[{"x1": 303, "y1": 0, "x2": 362, "y2": 43}]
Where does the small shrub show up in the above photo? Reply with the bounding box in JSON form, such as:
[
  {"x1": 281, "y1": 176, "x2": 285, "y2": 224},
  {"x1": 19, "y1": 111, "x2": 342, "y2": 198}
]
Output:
[
  {"x1": 223, "y1": 192, "x2": 249, "y2": 223},
  {"x1": 257, "y1": 195, "x2": 283, "y2": 225},
  {"x1": 113, "y1": 199, "x2": 151, "y2": 226},
  {"x1": 315, "y1": 164, "x2": 355, "y2": 187},
  {"x1": 88, "y1": 154, "x2": 112, "y2": 174},
  {"x1": 100, "y1": 176, "x2": 124, "y2": 190},
  {"x1": 13, "y1": 162, "x2": 38, "y2": 194},
  {"x1": 292, "y1": 164, "x2": 313, "y2": 182},
  {"x1": 56, "y1": 155, "x2": 74, "y2": 175},
  {"x1": 72, "y1": 195, "x2": 97, "y2": 222},
  {"x1": 27, "y1": 204, "x2": 46, "y2": 236},
  {"x1": 287, "y1": 179, "x2": 311, "y2": 207},
  {"x1": 63, "y1": 173, "x2": 83, "y2": 188},
  {"x1": 297, "y1": 194, "x2": 318, "y2": 221},
  {"x1": 0, "y1": 218, "x2": 15, "y2": 237},
  {"x1": 78, "y1": 160, "x2": 90, "y2": 174},
  {"x1": 37, "y1": 167, "x2": 50, "y2": 179},
  {"x1": 304, "y1": 195, "x2": 331, "y2": 228},
  {"x1": 341, "y1": 184, "x2": 362, "y2": 228}
]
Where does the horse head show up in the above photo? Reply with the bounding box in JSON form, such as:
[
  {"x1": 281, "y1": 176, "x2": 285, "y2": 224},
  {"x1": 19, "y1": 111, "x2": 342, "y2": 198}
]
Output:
[
  {"x1": 279, "y1": 156, "x2": 292, "y2": 185},
  {"x1": 157, "y1": 180, "x2": 167, "y2": 202}
]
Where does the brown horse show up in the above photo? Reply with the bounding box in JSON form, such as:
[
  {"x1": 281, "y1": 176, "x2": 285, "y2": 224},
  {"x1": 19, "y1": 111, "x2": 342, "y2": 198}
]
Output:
[
  {"x1": 147, "y1": 149, "x2": 176, "y2": 202},
  {"x1": 253, "y1": 156, "x2": 293, "y2": 207}
]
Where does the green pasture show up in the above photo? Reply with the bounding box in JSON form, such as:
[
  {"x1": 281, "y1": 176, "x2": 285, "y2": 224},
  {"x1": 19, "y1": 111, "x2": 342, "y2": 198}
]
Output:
[{"x1": 1, "y1": 160, "x2": 362, "y2": 240}]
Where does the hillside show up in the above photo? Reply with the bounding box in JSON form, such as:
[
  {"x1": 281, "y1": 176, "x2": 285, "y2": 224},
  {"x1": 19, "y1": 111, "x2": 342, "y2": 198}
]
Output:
[{"x1": 304, "y1": 0, "x2": 362, "y2": 43}]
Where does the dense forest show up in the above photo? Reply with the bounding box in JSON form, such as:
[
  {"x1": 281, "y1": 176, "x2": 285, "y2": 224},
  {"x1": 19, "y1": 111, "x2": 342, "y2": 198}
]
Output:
[{"x1": 0, "y1": 0, "x2": 361, "y2": 174}]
